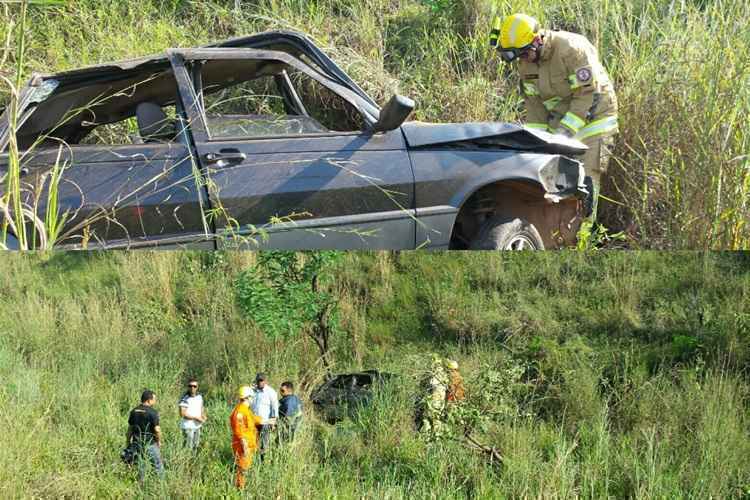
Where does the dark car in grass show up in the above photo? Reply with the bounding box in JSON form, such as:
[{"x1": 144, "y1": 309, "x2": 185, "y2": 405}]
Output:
[
  {"x1": 0, "y1": 31, "x2": 590, "y2": 250},
  {"x1": 311, "y1": 370, "x2": 395, "y2": 423}
]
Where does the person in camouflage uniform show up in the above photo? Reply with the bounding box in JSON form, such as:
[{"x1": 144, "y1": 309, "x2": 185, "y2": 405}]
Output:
[{"x1": 417, "y1": 357, "x2": 466, "y2": 437}]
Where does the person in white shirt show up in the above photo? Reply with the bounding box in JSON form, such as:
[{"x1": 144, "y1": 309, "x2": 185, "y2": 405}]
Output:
[
  {"x1": 250, "y1": 373, "x2": 278, "y2": 461},
  {"x1": 178, "y1": 378, "x2": 206, "y2": 451}
]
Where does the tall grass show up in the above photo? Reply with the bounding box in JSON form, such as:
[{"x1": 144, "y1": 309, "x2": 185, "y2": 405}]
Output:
[
  {"x1": 0, "y1": 252, "x2": 748, "y2": 498},
  {"x1": 1, "y1": 0, "x2": 77, "y2": 249},
  {"x1": 1, "y1": 0, "x2": 31, "y2": 249}
]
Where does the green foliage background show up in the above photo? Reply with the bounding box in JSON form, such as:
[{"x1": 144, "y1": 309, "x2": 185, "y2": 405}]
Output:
[
  {"x1": 235, "y1": 251, "x2": 341, "y2": 340},
  {"x1": 0, "y1": 251, "x2": 748, "y2": 498},
  {"x1": 1, "y1": 0, "x2": 749, "y2": 249}
]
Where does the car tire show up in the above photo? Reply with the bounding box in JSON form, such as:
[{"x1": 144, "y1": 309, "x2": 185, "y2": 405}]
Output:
[
  {"x1": 469, "y1": 216, "x2": 545, "y2": 250},
  {"x1": 2, "y1": 232, "x2": 19, "y2": 250}
]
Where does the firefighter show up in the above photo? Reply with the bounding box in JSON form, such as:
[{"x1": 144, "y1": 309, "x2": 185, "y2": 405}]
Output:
[
  {"x1": 417, "y1": 357, "x2": 449, "y2": 436},
  {"x1": 445, "y1": 359, "x2": 465, "y2": 403},
  {"x1": 229, "y1": 386, "x2": 275, "y2": 489},
  {"x1": 490, "y1": 13, "x2": 618, "y2": 214},
  {"x1": 417, "y1": 357, "x2": 468, "y2": 438}
]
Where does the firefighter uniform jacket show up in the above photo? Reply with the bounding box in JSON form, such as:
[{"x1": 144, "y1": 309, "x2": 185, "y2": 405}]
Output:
[{"x1": 518, "y1": 30, "x2": 618, "y2": 141}]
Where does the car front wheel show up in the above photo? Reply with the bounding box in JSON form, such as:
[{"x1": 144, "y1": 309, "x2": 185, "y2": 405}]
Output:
[{"x1": 469, "y1": 216, "x2": 544, "y2": 250}]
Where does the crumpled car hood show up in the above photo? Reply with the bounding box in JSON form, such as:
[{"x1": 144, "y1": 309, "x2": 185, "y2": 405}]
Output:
[{"x1": 401, "y1": 121, "x2": 588, "y2": 156}]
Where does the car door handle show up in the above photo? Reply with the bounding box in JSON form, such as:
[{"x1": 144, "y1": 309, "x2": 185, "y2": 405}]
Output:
[{"x1": 203, "y1": 150, "x2": 246, "y2": 166}]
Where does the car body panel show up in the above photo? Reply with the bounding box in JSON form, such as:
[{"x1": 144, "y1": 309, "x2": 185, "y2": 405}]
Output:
[
  {"x1": 0, "y1": 143, "x2": 208, "y2": 248},
  {"x1": 167, "y1": 48, "x2": 415, "y2": 249},
  {"x1": 401, "y1": 121, "x2": 588, "y2": 156},
  {"x1": 201, "y1": 133, "x2": 416, "y2": 250},
  {"x1": 411, "y1": 150, "x2": 585, "y2": 247}
]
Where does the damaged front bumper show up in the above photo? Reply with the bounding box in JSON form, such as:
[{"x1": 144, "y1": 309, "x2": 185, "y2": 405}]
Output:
[{"x1": 539, "y1": 155, "x2": 590, "y2": 204}]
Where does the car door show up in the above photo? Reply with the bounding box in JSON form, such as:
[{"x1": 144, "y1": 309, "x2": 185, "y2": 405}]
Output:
[
  {"x1": 2, "y1": 142, "x2": 210, "y2": 249},
  {"x1": 0, "y1": 67, "x2": 213, "y2": 249},
  {"x1": 170, "y1": 48, "x2": 416, "y2": 250}
]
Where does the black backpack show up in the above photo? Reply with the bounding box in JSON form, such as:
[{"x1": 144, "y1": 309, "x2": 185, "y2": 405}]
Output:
[{"x1": 120, "y1": 442, "x2": 139, "y2": 465}]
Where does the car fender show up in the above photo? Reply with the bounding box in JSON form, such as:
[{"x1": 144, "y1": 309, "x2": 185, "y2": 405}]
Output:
[
  {"x1": 448, "y1": 154, "x2": 576, "y2": 209},
  {"x1": 411, "y1": 149, "x2": 585, "y2": 248}
]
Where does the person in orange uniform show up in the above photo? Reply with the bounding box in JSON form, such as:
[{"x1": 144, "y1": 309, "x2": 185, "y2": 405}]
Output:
[
  {"x1": 229, "y1": 385, "x2": 275, "y2": 489},
  {"x1": 445, "y1": 359, "x2": 466, "y2": 403}
]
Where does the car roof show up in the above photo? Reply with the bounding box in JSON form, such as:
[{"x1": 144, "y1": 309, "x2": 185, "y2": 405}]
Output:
[
  {"x1": 0, "y1": 31, "x2": 378, "y2": 151},
  {"x1": 36, "y1": 31, "x2": 374, "y2": 103}
]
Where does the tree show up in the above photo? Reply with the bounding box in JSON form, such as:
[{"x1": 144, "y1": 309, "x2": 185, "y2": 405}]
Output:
[{"x1": 235, "y1": 251, "x2": 342, "y2": 377}]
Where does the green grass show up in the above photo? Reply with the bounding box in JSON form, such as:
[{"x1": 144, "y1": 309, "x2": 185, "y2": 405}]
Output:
[
  {"x1": 1, "y1": 0, "x2": 749, "y2": 249},
  {"x1": 0, "y1": 251, "x2": 748, "y2": 498}
]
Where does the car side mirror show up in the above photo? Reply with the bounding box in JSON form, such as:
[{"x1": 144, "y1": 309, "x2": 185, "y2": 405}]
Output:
[{"x1": 373, "y1": 95, "x2": 415, "y2": 132}]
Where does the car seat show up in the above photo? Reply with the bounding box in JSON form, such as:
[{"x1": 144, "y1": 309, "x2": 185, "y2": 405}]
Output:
[{"x1": 136, "y1": 102, "x2": 175, "y2": 143}]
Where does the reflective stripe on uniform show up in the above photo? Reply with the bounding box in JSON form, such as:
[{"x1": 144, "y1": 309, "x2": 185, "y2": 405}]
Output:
[
  {"x1": 526, "y1": 122, "x2": 548, "y2": 130},
  {"x1": 489, "y1": 30, "x2": 499, "y2": 46},
  {"x1": 507, "y1": 16, "x2": 525, "y2": 47},
  {"x1": 523, "y1": 82, "x2": 539, "y2": 96},
  {"x1": 490, "y1": 16, "x2": 502, "y2": 46},
  {"x1": 575, "y1": 115, "x2": 619, "y2": 140},
  {"x1": 560, "y1": 112, "x2": 586, "y2": 133},
  {"x1": 543, "y1": 97, "x2": 561, "y2": 111},
  {"x1": 490, "y1": 16, "x2": 502, "y2": 47}
]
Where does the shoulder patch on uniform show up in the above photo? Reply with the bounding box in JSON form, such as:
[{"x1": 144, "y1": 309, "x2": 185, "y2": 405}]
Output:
[{"x1": 576, "y1": 68, "x2": 592, "y2": 83}]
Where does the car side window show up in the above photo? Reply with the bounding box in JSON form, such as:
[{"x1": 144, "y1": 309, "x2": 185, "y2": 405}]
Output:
[
  {"x1": 289, "y1": 71, "x2": 367, "y2": 133},
  {"x1": 353, "y1": 374, "x2": 373, "y2": 388},
  {"x1": 12, "y1": 69, "x2": 184, "y2": 150},
  {"x1": 329, "y1": 376, "x2": 356, "y2": 390},
  {"x1": 79, "y1": 116, "x2": 141, "y2": 145},
  {"x1": 198, "y1": 59, "x2": 366, "y2": 139},
  {"x1": 80, "y1": 104, "x2": 180, "y2": 146}
]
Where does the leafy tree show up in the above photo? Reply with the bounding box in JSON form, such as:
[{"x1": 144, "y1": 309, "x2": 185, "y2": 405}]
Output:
[{"x1": 235, "y1": 251, "x2": 342, "y2": 376}]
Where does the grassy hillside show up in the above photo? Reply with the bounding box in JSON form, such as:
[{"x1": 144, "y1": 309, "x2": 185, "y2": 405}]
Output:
[
  {"x1": 1, "y1": 0, "x2": 749, "y2": 249},
  {"x1": 0, "y1": 251, "x2": 748, "y2": 498}
]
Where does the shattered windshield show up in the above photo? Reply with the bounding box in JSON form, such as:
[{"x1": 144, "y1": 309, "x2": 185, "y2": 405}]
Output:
[{"x1": 29, "y1": 79, "x2": 59, "y2": 104}]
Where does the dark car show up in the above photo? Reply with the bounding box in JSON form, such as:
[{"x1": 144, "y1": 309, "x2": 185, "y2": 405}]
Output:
[
  {"x1": 311, "y1": 370, "x2": 395, "y2": 423},
  {"x1": 0, "y1": 31, "x2": 590, "y2": 250}
]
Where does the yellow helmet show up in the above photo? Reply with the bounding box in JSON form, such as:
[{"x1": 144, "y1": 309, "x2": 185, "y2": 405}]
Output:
[
  {"x1": 237, "y1": 385, "x2": 253, "y2": 399},
  {"x1": 445, "y1": 359, "x2": 459, "y2": 370},
  {"x1": 490, "y1": 14, "x2": 541, "y2": 62}
]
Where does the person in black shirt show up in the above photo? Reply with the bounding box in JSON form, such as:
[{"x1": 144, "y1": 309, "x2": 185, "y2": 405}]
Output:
[{"x1": 126, "y1": 389, "x2": 165, "y2": 484}]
